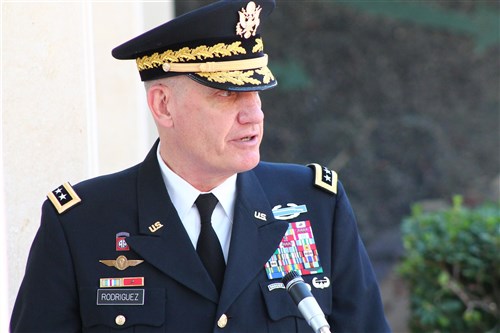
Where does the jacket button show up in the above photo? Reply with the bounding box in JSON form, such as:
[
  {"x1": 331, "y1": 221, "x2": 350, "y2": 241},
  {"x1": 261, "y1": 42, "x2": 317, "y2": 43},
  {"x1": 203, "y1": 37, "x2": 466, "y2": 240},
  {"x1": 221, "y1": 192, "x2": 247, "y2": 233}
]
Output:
[
  {"x1": 115, "y1": 315, "x2": 126, "y2": 326},
  {"x1": 217, "y1": 314, "x2": 228, "y2": 328}
]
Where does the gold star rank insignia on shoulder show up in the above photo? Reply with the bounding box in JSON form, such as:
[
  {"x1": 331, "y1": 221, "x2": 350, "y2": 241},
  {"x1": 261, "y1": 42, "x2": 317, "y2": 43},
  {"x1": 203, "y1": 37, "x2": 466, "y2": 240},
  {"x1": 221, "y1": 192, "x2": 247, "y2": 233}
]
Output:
[
  {"x1": 307, "y1": 163, "x2": 338, "y2": 194},
  {"x1": 47, "y1": 182, "x2": 82, "y2": 214}
]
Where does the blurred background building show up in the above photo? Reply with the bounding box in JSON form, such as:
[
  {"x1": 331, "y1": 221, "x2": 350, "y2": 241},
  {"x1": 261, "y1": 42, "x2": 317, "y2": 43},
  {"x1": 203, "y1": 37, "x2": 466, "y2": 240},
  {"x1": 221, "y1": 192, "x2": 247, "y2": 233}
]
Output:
[{"x1": 3, "y1": 1, "x2": 499, "y2": 332}]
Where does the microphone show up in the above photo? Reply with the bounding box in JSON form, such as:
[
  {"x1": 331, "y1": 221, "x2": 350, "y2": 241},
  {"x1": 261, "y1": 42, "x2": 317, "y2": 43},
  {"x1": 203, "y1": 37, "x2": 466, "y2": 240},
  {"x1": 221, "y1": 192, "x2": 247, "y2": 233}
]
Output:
[{"x1": 282, "y1": 271, "x2": 331, "y2": 333}]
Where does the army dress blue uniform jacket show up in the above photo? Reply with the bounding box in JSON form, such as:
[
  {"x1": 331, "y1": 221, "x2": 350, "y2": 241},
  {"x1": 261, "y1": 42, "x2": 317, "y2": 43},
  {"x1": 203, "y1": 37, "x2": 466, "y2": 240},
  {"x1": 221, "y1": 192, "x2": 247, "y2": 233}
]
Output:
[{"x1": 11, "y1": 141, "x2": 390, "y2": 333}]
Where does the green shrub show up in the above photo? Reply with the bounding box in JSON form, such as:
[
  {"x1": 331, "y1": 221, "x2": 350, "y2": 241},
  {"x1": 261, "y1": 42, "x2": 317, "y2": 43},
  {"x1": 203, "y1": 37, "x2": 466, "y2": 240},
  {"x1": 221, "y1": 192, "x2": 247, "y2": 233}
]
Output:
[{"x1": 399, "y1": 196, "x2": 500, "y2": 333}]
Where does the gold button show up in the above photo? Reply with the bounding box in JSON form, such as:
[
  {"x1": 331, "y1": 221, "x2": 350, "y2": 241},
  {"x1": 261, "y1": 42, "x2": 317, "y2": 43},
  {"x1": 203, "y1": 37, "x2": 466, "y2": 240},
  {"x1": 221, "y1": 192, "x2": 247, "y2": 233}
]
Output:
[
  {"x1": 217, "y1": 314, "x2": 228, "y2": 328},
  {"x1": 115, "y1": 315, "x2": 126, "y2": 326}
]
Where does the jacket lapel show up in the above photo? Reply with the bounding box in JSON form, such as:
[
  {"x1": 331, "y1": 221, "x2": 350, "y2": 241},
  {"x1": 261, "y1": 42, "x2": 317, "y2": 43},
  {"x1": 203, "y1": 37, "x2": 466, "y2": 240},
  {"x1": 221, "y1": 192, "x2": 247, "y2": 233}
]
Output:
[
  {"x1": 125, "y1": 141, "x2": 219, "y2": 303},
  {"x1": 219, "y1": 169, "x2": 288, "y2": 312}
]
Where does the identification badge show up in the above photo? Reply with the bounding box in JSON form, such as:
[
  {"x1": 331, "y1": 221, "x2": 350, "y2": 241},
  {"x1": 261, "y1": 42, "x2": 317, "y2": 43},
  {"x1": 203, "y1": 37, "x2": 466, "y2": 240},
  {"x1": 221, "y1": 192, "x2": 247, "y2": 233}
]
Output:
[
  {"x1": 265, "y1": 220, "x2": 323, "y2": 279},
  {"x1": 97, "y1": 289, "x2": 145, "y2": 305}
]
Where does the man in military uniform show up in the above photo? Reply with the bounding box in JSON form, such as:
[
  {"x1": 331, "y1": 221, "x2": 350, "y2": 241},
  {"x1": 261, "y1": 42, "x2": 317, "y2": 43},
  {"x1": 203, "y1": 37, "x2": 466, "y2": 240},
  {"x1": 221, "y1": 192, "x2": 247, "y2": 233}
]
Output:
[{"x1": 11, "y1": 0, "x2": 391, "y2": 332}]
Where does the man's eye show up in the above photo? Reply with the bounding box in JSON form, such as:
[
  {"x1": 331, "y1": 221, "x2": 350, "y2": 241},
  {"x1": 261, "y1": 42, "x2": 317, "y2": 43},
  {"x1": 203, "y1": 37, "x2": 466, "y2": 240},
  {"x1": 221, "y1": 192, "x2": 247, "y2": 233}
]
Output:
[{"x1": 218, "y1": 90, "x2": 235, "y2": 97}]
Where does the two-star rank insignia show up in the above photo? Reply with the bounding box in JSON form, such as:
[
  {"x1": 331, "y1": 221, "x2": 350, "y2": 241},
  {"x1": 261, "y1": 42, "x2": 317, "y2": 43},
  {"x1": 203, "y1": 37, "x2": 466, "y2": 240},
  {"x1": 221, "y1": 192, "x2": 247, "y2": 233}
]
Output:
[
  {"x1": 307, "y1": 163, "x2": 338, "y2": 194},
  {"x1": 47, "y1": 182, "x2": 82, "y2": 214}
]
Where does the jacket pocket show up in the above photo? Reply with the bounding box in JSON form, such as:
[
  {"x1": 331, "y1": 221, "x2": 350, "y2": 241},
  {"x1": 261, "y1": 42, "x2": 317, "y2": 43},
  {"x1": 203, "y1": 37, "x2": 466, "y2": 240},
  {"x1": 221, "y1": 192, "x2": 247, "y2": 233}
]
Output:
[{"x1": 80, "y1": 288, "x2": 165, "y2": 332}]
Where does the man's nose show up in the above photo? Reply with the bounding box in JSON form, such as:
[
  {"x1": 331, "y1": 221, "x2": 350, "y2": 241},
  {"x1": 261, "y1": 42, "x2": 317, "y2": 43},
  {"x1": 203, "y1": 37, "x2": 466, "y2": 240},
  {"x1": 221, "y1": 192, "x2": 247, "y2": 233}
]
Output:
[{"x1": 237, "y1": 92, "x2": 264, "y2": 124}]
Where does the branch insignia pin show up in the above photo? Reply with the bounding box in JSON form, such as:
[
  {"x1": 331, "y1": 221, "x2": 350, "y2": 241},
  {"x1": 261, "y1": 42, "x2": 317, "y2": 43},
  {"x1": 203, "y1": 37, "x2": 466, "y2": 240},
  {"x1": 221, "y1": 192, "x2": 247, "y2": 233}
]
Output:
[
  {"x1": 148, "y1": 221, "x2": 164, "y2": 233},
  {"x1": 254, "y1": 211, "x2": 267, "y2": 221}
]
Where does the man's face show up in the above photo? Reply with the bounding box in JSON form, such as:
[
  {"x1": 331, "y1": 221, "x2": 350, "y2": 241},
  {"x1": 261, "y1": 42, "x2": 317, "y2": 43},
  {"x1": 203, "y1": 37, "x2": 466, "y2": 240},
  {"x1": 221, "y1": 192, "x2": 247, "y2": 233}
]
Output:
[{"x1": 161, "y1": 76, "x2": 264, "y2": 186}]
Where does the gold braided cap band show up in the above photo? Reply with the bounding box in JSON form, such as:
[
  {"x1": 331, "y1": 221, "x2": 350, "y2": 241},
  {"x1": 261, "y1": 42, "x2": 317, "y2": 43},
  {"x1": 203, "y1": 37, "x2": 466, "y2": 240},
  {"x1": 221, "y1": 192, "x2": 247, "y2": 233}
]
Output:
[
  {"x1": 135, "y1": 39, "x2": 264, "y2": 71},
  {"x1": 161, "y1": 54, "x2": 268, "y2": 73},
  {"x1": 133, "y1": 38, "x2": 275, "y2": 89}
]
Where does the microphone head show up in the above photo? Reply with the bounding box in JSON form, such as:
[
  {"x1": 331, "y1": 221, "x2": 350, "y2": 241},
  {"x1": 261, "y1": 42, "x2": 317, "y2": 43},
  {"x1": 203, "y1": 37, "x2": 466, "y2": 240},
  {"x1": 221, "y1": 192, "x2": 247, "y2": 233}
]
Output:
[
  {"x1": 282, "y1": 270, "x2": 302, "y2": 289},
  {"x1": 282, "y1": 271, "x2": 331, "y2": 333}
]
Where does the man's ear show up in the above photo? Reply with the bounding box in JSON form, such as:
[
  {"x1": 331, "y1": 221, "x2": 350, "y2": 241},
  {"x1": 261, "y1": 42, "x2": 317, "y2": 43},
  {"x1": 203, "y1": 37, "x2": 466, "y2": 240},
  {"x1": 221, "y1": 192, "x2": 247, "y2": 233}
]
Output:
[{"x1": 147, "y1": 83, "x2": 173, "y2": 127}]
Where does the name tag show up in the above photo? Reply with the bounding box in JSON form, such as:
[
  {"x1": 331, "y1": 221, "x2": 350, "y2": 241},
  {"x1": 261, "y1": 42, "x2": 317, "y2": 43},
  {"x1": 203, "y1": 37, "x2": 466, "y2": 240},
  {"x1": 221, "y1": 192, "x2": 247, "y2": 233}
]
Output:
[{"x1": 97, "y1": 289, "x2": 145, "y2": 305}]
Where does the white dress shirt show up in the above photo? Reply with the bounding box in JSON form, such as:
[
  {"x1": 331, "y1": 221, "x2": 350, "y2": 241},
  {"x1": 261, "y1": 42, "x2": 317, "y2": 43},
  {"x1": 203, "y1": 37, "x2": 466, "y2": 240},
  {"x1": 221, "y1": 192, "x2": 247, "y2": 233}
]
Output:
[{"x1": 156, "y1": 145, "x2": 236, "y2": 262}]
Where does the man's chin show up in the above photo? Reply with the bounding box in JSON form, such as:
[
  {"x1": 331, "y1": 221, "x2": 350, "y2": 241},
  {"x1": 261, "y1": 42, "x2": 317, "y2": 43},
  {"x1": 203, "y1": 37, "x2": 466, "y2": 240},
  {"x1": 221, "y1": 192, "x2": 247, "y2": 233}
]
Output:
[{"x1": 236, "y1": 156, "x2": 261, "y2": 173}]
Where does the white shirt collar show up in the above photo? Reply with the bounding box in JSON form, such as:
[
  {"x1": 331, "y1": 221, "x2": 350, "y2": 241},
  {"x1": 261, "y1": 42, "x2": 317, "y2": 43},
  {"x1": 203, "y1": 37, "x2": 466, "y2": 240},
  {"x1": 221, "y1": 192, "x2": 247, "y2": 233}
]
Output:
[{"x1": 156, "y1": 144, "x2": 236, "y2": 221}]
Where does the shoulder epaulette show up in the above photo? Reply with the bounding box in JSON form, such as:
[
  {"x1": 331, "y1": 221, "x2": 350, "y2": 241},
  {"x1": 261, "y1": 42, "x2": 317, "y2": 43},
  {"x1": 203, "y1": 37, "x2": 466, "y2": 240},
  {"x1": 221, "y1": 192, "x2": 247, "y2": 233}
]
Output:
[
  {"x1": 307, "y1": 163, "x2": 338, "y2": 194},
  {"x1": 47, "y1": 182, "x2": 81, "y2": 214}
]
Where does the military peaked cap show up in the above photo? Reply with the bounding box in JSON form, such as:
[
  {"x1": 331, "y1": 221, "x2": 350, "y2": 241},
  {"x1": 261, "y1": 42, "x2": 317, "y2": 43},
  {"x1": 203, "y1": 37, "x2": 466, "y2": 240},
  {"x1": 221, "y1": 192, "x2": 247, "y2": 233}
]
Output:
[{"x1": 112, "y1": 0, "x2": 277, "y2": 91}]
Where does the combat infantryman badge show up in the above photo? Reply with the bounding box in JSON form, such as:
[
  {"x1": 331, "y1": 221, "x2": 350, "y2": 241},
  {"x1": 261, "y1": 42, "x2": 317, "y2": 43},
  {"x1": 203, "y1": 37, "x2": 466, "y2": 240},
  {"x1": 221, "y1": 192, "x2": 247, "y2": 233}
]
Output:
[
  {"x1": 272, "y1": 203, "x2": 308, "y2": 220},
  {"x1": 99, "y1": 255, "x2": 143, "y2": 271}
]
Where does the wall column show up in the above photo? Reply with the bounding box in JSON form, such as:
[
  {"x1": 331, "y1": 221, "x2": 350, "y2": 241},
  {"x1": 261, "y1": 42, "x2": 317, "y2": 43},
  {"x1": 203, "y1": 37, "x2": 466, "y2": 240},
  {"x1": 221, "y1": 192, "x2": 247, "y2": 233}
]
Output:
[{"x1": 2, "y1": 2, "x2": 173, "y2": 326}]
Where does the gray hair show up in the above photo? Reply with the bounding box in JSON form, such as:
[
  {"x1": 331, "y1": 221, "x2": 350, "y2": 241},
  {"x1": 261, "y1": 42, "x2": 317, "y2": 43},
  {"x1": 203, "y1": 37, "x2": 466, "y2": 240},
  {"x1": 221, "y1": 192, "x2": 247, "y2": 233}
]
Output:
[{"x1": 144, "y1": 76, "x2": 184, "y2": 92}]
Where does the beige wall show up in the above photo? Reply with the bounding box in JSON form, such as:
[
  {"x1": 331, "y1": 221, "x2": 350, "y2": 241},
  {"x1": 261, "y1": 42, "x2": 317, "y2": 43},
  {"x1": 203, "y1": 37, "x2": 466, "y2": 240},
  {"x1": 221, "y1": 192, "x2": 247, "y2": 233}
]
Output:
[{"x1": 2, "y1": 2, "x2": 173, "y2": 326}]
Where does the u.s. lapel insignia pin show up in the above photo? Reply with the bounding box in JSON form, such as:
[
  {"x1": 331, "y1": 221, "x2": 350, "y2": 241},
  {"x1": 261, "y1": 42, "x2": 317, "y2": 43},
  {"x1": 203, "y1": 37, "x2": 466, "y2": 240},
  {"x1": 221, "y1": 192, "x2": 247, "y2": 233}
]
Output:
[
  {"x1": 99, "y1": 255, "x2": 143, "y2": 271},
  {"x1": 254, "y1": 211, "x2": 267, "y2": 221},
  {"x1": 148, "y1": 221, "x2": 164, "y2": 233}
]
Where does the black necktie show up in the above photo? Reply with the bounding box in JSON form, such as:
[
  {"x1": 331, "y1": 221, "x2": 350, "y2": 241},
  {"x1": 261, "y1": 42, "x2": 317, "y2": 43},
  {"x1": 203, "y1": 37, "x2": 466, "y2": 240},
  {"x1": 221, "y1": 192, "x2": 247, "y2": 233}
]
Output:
[{"x1": 195, "y1": 193, "x2": 225, "y2": 293}]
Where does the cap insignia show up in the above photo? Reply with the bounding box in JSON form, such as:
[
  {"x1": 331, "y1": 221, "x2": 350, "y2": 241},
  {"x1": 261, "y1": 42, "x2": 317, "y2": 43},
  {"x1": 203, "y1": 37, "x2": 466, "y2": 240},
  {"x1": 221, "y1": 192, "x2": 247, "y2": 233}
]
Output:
[
  {"x1": 307, "y1": 163, "x2": 338, "y2": 194},
  {"x1": 236, "y1": 1, "x2": 262, "y2": 39},
  {"x1": 47, "y1": 182, "x2": 81, "y2": 214}
]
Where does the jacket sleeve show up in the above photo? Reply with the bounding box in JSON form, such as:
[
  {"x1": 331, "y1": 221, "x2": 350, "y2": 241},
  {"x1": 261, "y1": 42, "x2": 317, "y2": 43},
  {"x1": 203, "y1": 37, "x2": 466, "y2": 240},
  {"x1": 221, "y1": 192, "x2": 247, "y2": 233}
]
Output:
[
  {"x1": 329, "y1": 183, "x2": 391, "y2": 333},
  {"x1": 10, "y1": 200, "x2": 82, "y2": 333}
]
